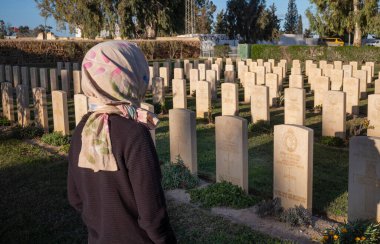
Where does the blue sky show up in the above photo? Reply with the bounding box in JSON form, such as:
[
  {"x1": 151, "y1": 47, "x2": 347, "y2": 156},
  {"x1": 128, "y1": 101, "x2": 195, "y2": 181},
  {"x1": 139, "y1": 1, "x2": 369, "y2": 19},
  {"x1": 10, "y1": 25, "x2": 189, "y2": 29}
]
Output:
[{"x1": 0, "y1": 0, "x2": 310, "y2": 36}]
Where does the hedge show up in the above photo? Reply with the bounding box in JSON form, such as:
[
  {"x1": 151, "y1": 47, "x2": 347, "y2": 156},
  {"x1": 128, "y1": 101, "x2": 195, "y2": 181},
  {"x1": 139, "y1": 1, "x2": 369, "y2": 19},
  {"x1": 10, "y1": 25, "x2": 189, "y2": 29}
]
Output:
[
  {"x1": 0, "y1": 39, "x2": 200, "y2": 66},
  {"x1": 251, "y1": 44, "x2": 380, "y2": 63}
]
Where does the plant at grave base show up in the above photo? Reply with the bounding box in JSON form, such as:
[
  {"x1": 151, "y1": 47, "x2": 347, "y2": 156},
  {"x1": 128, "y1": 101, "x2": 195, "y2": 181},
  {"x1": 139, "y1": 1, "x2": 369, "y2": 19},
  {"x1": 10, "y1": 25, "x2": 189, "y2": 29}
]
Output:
[
  {"x1": 314, "y1": 104, "x2": 323, "y2": 113},
  {"x1": 0, "y1": 116, "x2": 11, "y2": 126},
  {"x1": 59, "y1": 144, "x2": 70, "y2": 154},
  {"x1": 322, "y1": 221, "x2": 380, "y2": 244},
  {"x1": 248, "y1": 120, "x2": 272, "y2": 135},
  {"x1": 188, "y1": 181, "x2": 259, "y2": 209},
  {"x1": 9, "y1": 125, "x2": 45, "y2": 140},
  {"x1": 279, "y1": 205, "x2": 312, "y2": 227},
  {"x1": 347, "y1": 118, "x2": 374, "y2": 137},
  {"x1": 191, "y1": 90, "x2": 196, "y2": 97},
  {"x1": 255, "y1": 198, "x2": 283, "y2": 218},
  {"x1": 161, "y1": 155, "x2": 199, "y2": 190},
  {"x1": 41, "y1": 132, "x2": 70, "y2": 147},
  {"x1": 207, "y1": 105, "x2": 215, "y2": 124},
  {"x1": 320, "y1": 136, "x2": 346, "y2": 148},
  {"x1": 276, "y1": 91, "x2": 285, "y2": 107}
]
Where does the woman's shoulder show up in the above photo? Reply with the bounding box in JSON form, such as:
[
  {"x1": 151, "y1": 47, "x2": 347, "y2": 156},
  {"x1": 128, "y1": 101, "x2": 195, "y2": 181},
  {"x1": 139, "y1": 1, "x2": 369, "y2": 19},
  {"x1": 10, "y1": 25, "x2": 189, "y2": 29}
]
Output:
[{"x1": 108, "y1": 114, "x2": 151, "y2": 137}]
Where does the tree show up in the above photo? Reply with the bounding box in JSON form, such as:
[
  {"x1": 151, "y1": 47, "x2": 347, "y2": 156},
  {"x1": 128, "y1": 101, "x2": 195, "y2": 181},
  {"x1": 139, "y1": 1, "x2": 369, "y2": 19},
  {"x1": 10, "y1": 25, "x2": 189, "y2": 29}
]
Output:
[
  {"x1": 297, "y1": 15, "x2": 303, "y2": 35},
  {"x1": 257, "y1": 3, "x2": 281, "y2": 41},
  {"x1": 284, "y1": 0, "x2": 298, "y2": 34},
  {"x1": 195, "y1": 0, "x2": 217, "y2": 34},
  {"x1": 214, "y1": 10, "x2": 228, "y2": 34},
  {"x1": 306, "y1": 0, "x2": 380, "y2": 46},
  {"x1": 0, "y1": 20, "x2": 6, "y2": 38}
]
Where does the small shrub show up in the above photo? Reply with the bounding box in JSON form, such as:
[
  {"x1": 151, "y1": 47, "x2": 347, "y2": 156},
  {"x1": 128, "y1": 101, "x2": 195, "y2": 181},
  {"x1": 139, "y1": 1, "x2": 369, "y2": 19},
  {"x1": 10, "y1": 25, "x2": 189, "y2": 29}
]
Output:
[
  {"x1": 347, "y1": 118, "x2": 374, "y2": 137},
  {"x1": 161, "y1": 156, "x2": 199, "y2": 190},
  {"x1": 214, "y1": 45, "x2": 231, "y2": 57},
  {"x1": 0, "y1": 116, "x2": 11, "y2": 126},
  {"x1": 60, "y1": 144, "x2": 70, "y2": 154},
  {"x1": 322, "y1": 220, "x2": 380, "y2": 244},
  {"x1": 275, "y1": 91, "x2": 285, "y2": 107},
  {"x1": 189, "y1": 181, "x2": 258, "y2": 209},
  {"x1": 248, "y1": 120, "x2": 272, "y2": 135},
  {"x1": 10, "y1": 125, "x2": 45, "y2": 140},
  {"x1": 280, "y1": 205, "x2": 312, "y2": 227},
  {"x1": 41, "y1": 132, "x2": 70, "y2": 146},
  {"x1": 320, "y1": 136, "x2": 346, "y2": 147},
  {"x1": 314, "y1": 104, "x2": 323, "y2": 114},
  {"x1": 207, "y1": 105, "x2": 215, "y2": 124},
  {"x1": 255, "y1": 198, "x2": 283, "y2": 218}
]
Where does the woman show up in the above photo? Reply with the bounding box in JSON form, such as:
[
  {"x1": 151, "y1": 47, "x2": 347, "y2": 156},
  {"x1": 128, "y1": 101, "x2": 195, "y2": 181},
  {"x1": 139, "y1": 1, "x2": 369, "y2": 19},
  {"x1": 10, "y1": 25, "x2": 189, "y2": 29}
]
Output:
[{"x1": 67, "y1": 41, "x2": 177, "y2": 243}]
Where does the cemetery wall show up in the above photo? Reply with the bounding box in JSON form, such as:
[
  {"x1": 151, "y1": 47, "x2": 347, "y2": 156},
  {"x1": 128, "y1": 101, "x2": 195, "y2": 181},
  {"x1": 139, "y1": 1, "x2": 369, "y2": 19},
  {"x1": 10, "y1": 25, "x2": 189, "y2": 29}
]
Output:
[
  {"x1": 0, "y1": 39, "x2": 201, "y2": 66},
  {"x1": 251, "y1": 45, "x2": 380, "y2": 63}
]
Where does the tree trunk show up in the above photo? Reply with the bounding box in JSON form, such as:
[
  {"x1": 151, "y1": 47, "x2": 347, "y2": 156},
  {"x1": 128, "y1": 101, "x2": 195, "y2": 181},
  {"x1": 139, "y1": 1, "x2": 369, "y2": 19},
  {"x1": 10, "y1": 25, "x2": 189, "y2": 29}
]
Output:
[
  {"x1": 353, "y1": 0, "x2": 362, "y2": 47},
  {"x1": 348, "y1": 32, "x2": 351, "y2": 46}
]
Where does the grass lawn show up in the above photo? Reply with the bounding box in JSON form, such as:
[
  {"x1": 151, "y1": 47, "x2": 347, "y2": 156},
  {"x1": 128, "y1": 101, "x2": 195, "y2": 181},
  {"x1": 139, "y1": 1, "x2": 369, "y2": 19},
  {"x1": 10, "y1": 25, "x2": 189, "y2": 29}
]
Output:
[{"x1": 0, "y1": 139, "x2": 288, "y2": 243}]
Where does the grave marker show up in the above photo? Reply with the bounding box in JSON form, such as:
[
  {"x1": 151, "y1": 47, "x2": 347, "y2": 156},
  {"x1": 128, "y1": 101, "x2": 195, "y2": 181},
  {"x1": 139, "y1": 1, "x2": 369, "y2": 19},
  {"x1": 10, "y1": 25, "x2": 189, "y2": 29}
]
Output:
[
  {"x1": 284, "y1": 88, "x2": 305, "y2": 126},
  {"x1": 251, "y1": 85, "x2": 270, "y2": 123},
  {"x1": 367, "y1": 94, "x2": 380, "y2": 137},
  {"x1": 314, "y1": 76, "x2": 330, "y2": 107},
  {"x1": 221, "y1": 83, "x2": 239, "y2": 116},
  {"x1": 33, "y1": 87, "x2": 49, "y2": 132},
  {"x1": 172, "y1": 79, "x2": 187, "y2": 109},
  {"x1": 343, "y1": 77, "x2": 360, "y2": 115},
  {"x1": 1, "y1": 82, "x2": 14, "y2": 121},
  {"x1": 74, "y1": 94, "x2": 88, "y2": 125},
  {"x1": 322, "y1": 91, "x2": 346, "y2": 139},
  {"x1": 196, "y1": 81, "x2": 211, "y2": 118},
  {"x1": 152, "y1": 77, "x2": 165, "y2": 104},
  {"x1": 52, "y1": 90, "x2": 69, "y2": 135},
  {"x1": 16, "y1": 85, "x2": 30, "y2": 127},
  {"x1": 289, "y1": 75, "x2": 303, "y2": 89}
]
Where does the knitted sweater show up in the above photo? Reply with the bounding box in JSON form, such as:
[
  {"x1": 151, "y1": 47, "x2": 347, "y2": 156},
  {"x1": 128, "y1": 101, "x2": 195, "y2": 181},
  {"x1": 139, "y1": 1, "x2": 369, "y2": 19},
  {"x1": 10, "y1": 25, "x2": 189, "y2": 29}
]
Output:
[{"x1": 68, "y1": 113, "x2": 177, "y2": 244}]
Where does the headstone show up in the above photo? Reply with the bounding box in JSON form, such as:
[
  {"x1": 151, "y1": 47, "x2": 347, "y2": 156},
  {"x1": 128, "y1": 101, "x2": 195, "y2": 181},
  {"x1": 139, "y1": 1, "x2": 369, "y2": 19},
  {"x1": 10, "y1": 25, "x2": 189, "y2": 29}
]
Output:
[
  {"x1": 343, "y1": 64, "x2": 353, "y2": 78},
  {"x1": 12, "y1": 66, "x2": 21, "y2": 87},
  {"x1": 244, "y1": 72, "x2": 256, "y2": 103},
  {"x1": 153, "y1": 62, "x2": 159, "y2": 78},
  {"x1": 169, "y1": 109, "x2": 197, "y2": 173},
  {"x1": 193, "y1": 60, "x2": 199, "y2": 69},
  {"x1": 152, "y1": 77, "x2": 165, "y2": 104},
  {"x1": 266, "y1": 73, "x2": 279, "y2": 107},
  {"x1": 330, "y1": 69, "x2": 344, "y2": 91},
  {"x1": 257, "y1": 59, "x2": 264, "y2": 66},
  {"x1": 319, "y1": 60, "x2": 327, "y2": 70},
  {"x1": 21, "y1": 66, "x2": 29, "y2": 88},
  {"x1": 30, "y1": 67, "x2": 39, "y2": 88},
  {"x1": 264, "y1": 62, "x2": 272, "y2": 73},
  {"x1": 334, "y1": 61, "x2": 343, "y2": 70},
  {"x1": 239, "y1": 65, "x2": 249, "y2": 87},
  {"x1": 291, "y1": 67, "x2": 302, "y2": 75},
  {"x1": 0, "y1": 64, "x2": 5, "y2": 82},
  {"x1": 57, "y1": 62, "x2": 63, "y2": 78},
  {"x1": 73, "y1": 63, "x2": 80, "y2": 71},
  {"x1": 198, "y1": 63, "x2": 206, "y2": 81},
  {"x1": 16, "y1": 85, "x2": 30, "y2": 127},
  {"x1": 289, "y1": 75, "x2": 303, "y2": 89},
  {"x1": 32, "y1": 87, "x2": 49, "y2": 132},
  {"x1": 5, "y1": 65, "x2": 12, "y2": 83},
  {"x1": 361, "y1": 65, "x2": 372, "y2": 84},
  {"x1": 159, "y1": 67, "x2": 169, "y2": 87},
  {"x1": 52, "y1": 90, "x2": 69, "y2": 135},
  {"x1": 39, "y1": 68, "x2": 49, "y2": 90},
  {"x1": 249, "y1": 62, "x2": 258, "y2": 73},
  {"x1": 172, "y1": 79, "x2": 187, "y2": 109},
  {"x1": 349, "y1": 61, "x2": 358, "y2": 71},
  {"x1": 353, "y1": 69, "x2": 367, "y2": 99},
  {"x1": 163, "y1": 61, "x2": 171, "y2": 84},
  {"x1": 375, "y1": 79, "x2": 380, "y2": 94},
  {"x1": 323, "y1": 64, "x2": 334, "y2": 77},
  {"x1": 293, "y1": 60, "x2": 301, "y2": 69},
  {"x1": 65, "y1": 62, "x2": 72, "y2": 88},
  {"x1": 196, "y1": 81, "x2": 211, "y2": 118},
  {"x1": 284, "y1": 88, "x2": 305, "y2": 126},
  {"x1": 189, "y1": 69, "x2": 199, "y2": 95},
  {"x1": 175, "y1": 59, "x2": 182, "y2": 69},
  {"x1": 348, "y1": 136, "x2": 380, "y2": 221},
  {"x1": 73, "y1": 70, "x2": 82, "y2": 94},
  {"x1": 343, "y1": 77, "x2": 360, "y2": 115},
  {"x1": 365, "y1": 62, "x2": 375, "y2": 79},
  {"x1": 61, "y1": 70, "x2": 70, "y2": 96},
  {"x1": 308, "y1": 68, "x2": 322, "y2": 91},
  {"x1": 305, "y1": 60, "x2": 313, "y2": 76},
  {"x1": 49, "y1": 69, "x2": 58, "y2": 91},
  {"x1": 221, "y1": 83, "x2": 239, "y2": 116},
  {"x1": 251, "y1": 85, "x2": 270, "y2": 123},
  {"x1": 211, "y1": 64, "x2": 220, "y2": 82},
  {"x1": 140, "y1": 102, "x2": 156, "y2": 145},
  {"x1": 268, "y1": 59, "x2": 275, "y2": 68},
  {"x1": 225, "y1": 64, "x2": 234, "y2": 72},
  {"x1": 215, "y1": 116, "x2": 248, "y2": 192},
  {"x1": 314, "y1": 76, "x2": 330, "y2": 107},
  {"x1": 273, "y1": 66, "x2": 283, "y2": 86},
  {"x1": 274, "y1": 124, "x2": 313, "y2": 210},
  {"x1": 206, "y1": 70, "x2": 217, "y2": 100},
  {"x1": 322, "y1": 91, "x2": 346, "y2": 139},
  {"x1": 224, "y1": 71, "x2": 235, "y2": 83},
  {"x1": 367, "y1": 94, "x2": 380, "y2": 137},
  {"x1": 1, "y1": 82, "x2": 14, "y2": 121},
  {"x1": 174, "y1": 68, "x2": 184, "y2": 79},
  {"x1": 184, "y1": 60, "x2": 190, "y2": 78},
  {"x1": 74, "y1": 94, "x2": 88, "y2": 125},
  {"x1": 256, "y1": 66, "x2": 266, "y2": 85}
]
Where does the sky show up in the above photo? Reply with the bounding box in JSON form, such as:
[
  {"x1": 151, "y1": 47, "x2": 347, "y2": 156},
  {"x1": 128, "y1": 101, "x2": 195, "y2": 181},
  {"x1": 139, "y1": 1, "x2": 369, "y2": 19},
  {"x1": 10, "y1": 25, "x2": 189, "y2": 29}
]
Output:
[{"x1": 0, "y1": 0, "x2": 311, "y2": 37}]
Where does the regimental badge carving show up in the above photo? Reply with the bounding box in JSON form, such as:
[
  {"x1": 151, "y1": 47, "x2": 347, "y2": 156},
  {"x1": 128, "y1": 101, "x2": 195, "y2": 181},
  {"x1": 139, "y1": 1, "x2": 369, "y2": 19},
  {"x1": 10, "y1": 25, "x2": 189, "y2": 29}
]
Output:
[{"x1": 283, "y1": 130, "x2": 297, "y2": 153}]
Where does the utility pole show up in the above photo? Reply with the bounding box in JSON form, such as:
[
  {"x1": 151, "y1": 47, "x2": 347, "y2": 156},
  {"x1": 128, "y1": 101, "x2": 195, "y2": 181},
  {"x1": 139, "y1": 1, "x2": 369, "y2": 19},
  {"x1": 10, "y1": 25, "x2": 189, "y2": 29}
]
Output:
[{"x1": 185, "y1": 0, "x2": 195, "y2": 34}]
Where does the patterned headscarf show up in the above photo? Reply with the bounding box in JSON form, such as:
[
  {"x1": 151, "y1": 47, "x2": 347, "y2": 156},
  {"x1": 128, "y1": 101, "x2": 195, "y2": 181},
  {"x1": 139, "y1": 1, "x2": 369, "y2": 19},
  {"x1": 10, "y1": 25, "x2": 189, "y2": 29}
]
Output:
[{"x1": 78, "y1": 41, "x2": 159, "y2": 172}]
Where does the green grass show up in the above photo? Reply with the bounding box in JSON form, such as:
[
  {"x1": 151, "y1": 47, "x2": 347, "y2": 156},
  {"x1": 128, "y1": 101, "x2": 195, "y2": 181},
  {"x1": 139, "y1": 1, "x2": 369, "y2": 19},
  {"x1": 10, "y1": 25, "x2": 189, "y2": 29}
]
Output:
[{"x1": 0, "y1": 139, "x2": 287, "y2": 243}]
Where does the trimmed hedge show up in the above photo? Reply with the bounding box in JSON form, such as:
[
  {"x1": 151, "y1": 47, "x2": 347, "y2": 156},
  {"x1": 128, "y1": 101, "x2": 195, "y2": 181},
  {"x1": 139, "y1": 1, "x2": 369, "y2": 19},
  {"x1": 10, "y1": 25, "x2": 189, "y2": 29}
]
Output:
[
  {"x1": 251, "y1": 44, "x2": 380, "y2": 63},
  {"x1": 0, "y1": 39, "x2": 200, "y2": 66}
]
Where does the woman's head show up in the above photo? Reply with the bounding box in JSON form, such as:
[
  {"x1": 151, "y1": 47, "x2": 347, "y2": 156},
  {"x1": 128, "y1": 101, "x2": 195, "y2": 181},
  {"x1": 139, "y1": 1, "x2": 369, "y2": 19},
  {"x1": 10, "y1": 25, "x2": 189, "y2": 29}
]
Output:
[{"x1": 81, "y1": 41, "x2": 149, "y2": 106}]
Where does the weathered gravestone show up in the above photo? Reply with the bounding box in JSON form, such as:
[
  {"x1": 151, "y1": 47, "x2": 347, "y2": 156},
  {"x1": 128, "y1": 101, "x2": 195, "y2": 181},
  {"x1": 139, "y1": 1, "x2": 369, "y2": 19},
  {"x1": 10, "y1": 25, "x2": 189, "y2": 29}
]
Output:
[
  {"x1": 5, "y1": 65, "x2": 12, "y2": 83},
  {"x1": 196, "y1": 81, "x2": 211, "y2": 118},
  {"x1": 74, "y1": 94, "x2": 88, "y2": 125},
  {"x1": 215, "y1": 116, "x2": 248, "y2": 192},
  {"x1": 361, "y1": 65, "x2": 372, "y2": 84},
  {"x1": 221, "y1": 83, "x2": 239, "y2": 116},
  {"x1": 322, "y1": 91, "x2": 346, "y2": 139},
  {"x1": 367, "y1": 94, "x2": 380, "y2": 137},
  {"x1": 174, "y1": 68, "x2": 184, "y2": 79},
  {"x1": 169, "y1": 109, "x2": 197, "y2": 173},
  {"x1": 206, "y1": 70, "x2": 217, "y2": 100},
  {"x1": 244, "y1": 72, "x2": 256, "y2": 103},
  {"x1": 61, "y1": 70, "x2": 70, "y2": 96},
  {"x1": 314, "y1": 76, "x2": 330, "y2": 107},
  {"x1": 308, "y1": 68, "x2": 322, "y2": 91},
  {"x1": 353, "y1": 69, "x2": 367, "y2": 99},
  {"x1": 266, "y1": 73, "x2": 279, "y2": 107},
  {"x1": 21, "y1": 67, "x2": 29, "y2": 87},
  {"x1": 52, "y1": 90, "x2": 69, "y2": 135},
  {"x1": 49, "y1": 69, "x2": 58, "y2": 91},
  {"x1": 343, "y1": 77, "x2": 360, "y2": 115},
  {"x1": 334, "y1": 61, "x2": 343, "y2": 70},
  {"x1": 330, "y1": 69, "x2": 344, "y2": 91},
  {"x1": 33, "y1": 87, "x2": 49, "y2": 132},
  {"x1": 343, "y1": 64, "x2": 353, "y2": 78},
  {"x1": 273, "y1": 124, "x2": 313, "y2": 210},
  {"x1": 224, "y1": 71, "x2": 235, "y2": 83},
  {"x1": 16, "y1": 85, "x2": 30, "y2": 127},
  {"x1": 289, "y1": 75, "x2": 303, "y2": 89},
  {"x1": 284, "y1": 88, "x2": 305, "y2": 126},
  {"x1": 39, "y1": 68, "x2": 49, "y2": 90},
  {"x1": 348, "y1": 136, "x2": 380, "y2": 221},
  {"x1": 251, "y1": 85, "x2": 270, "y2": 123},
  {"x1": 73, "y1": 70, "x2": 82, "y2": 94},
  {"x1": 256, "y1": 66, "x2": 266, "y2": 85},
  {"x1": 172, "y1": 79, "x2": 187, "y2": 109},
  {"x1": 189, "y1": 69, "x2": 199, "y2": 95},
  {"x1": 30, "y1": 67, "x2": 39, "y2": 88},
  {"x1": 198, "y1": 63, "x2": 206, "y2": 81},
  {"x1": 12, "y1": 66, "x2": 20, "y2": 88},
  {"x1": 159, "y1": 67, "x2": 169, "y2": 87},
  {"x1": 152, "y1": 77, "x2": 165, "y2": 104},
  {"x1": 1, "y1": 82, "x2": 14, "y2": 121}
]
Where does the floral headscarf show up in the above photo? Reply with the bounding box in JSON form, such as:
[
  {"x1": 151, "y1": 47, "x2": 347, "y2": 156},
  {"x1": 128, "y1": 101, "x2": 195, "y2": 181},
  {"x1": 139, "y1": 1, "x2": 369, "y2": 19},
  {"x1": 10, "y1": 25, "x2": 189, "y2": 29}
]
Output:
[{"x1": 78, "y1": 41, "x2": 159, "y2": 172}]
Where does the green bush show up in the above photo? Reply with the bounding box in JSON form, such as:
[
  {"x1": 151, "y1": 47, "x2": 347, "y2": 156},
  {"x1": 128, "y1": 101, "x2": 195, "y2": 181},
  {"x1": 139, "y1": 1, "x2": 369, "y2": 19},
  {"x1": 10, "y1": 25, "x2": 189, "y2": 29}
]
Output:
[
  {"x1": 10, "y1": 125, "x2": 44, "y2": 140},
  {"x1": 189, "y1": 181, "x2": 258, "y2": 209},
  {"x1": 320, "y1": 136, "x2": 346, "y2": 147},
  {"x1": 0, "y1": 116, "x2": 11, "y2": 126},
  {"x1": 280, "y1": 205, "x2": 312, "y2": 227},
  {"x1": 161, "y1": 156, "x2": 199, "y2": 190},
  {"x1": 41, "y1": 132, "x2": 70, "y2": 147},
  {"x1": 214, "y1": 45, "x2": 230, "y2": 57},
  {"x1": 255, "y1": 198, "x2": 283, "y2": 218},
  {"x1": 322, "y1": 220, "x2": 380, "y2": 244},
  {"x1": 250, "y1": 45, "x2": 380, "y2": 63}
]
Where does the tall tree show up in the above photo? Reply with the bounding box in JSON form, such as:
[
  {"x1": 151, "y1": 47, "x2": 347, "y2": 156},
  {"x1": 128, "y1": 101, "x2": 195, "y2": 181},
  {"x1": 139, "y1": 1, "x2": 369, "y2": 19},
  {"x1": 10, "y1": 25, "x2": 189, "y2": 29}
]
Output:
[
  {"x1": 0, "y1": 20, "x2": 6, "y2": 38},
  {"x1": 297, "y1": 15, "x2": 303, "y2": 35},
  {"x1": 214, "y1": 10, "x2": 228, "y2": 34},
  {"x1": 195, "y1": 0, "x2": 217, "y2": 34},
  {"x1": 306, "y1": 0, "x2": 380, "y2": 46},
  {"x1": 283, "y1": 0, "x2": 298, "y2": 34}
]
